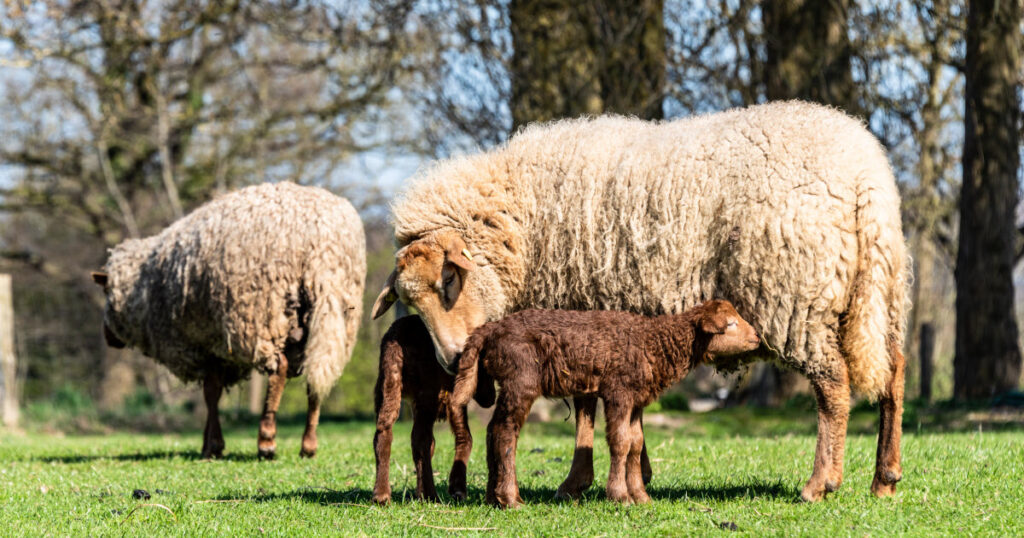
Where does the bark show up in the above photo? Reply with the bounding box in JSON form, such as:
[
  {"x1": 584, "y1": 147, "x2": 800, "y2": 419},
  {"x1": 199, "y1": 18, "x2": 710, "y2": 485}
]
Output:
[
  {"x1": 509, "y1": 0, "x2": 665, "y2": 130},
  {"x1": 954, "y1": 0, "x2": 1023, "y2": 401}
]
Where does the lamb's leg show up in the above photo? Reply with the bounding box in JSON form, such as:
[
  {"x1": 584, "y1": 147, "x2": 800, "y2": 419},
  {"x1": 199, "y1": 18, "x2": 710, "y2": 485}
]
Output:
[
  {"x1": 802, "y1": 365, "x2": 850, "y2": 502},
  {"x1": 486, "y1": 391, "x2": 533, "y2": 508},
  {"x1": 640, "y1": 414, "x2": 652, "y2": 485},
  {"x1": 411, "y1": 397, "x2": 440, "y2": 502},
  {"x1": 372, "y1": 341, "x2": 404, "y2": 504},
  {"x1": 201, "y1": 370, "x2": 225, "y2": 459},
  {"x1": 625, "y1": 406, "x2": 650, "y2": 504},
  {"x1": 300, "y1": 385, "x2": 320, "y2": 458},
  {"x1": 372, "y1": 402, "x2": 398, "y2": 504},
  {"x1": 871, "y1": 343, "x2": 905, "y2": 497},
  {"x1": 603, "y1": 399, "x2": 632, "y2": 504},
  {"x1": 555, "y1": 395, "x2": 597, "y2": 499},
  {"x1": 447, "y1": 401, "x2": 472, "y2": 501},
  {"x1": 258, "y1": 354, "x2": 289, "y2": 460}
]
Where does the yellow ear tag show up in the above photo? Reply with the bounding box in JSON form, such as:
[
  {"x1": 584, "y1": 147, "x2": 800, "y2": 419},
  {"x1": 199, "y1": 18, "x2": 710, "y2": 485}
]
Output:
[{"x1": 462, "y1": 248, "x2": 474, "y2": 261}]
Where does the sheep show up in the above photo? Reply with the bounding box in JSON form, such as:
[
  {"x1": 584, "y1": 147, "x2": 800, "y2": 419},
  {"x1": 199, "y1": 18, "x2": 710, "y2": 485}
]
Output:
[
  {"x1": 91, "y1": 182, "x2": 366, "y2": 460},
  {"x1": 448, "y1": 300, "x2": 760, "y2": 507},
  {"x1": 370, "y1": 101, "x2": 909, "y2": 502},
  {"x1": 372, "y1": 315, "x2": 496, "y2": 504}
]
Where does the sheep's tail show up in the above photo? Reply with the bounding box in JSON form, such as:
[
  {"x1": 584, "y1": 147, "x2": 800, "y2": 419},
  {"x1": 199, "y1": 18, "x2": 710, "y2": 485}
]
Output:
[
  {"x1": 451, "y1": 332, "x2": 486, "y2": 411},
  {"x1": 303, "y1": 273, "x2": 361, "y2": 400},
  {"x1": 841, "y1": 154, "x2": 909, "y2": 400}
]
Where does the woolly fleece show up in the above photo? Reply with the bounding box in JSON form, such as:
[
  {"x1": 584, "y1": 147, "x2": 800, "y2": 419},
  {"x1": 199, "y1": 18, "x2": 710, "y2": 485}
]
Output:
[
  {"x1": 392, "y1": 101, "x2": 907, "y2": 398},
  {"x1": 101, "y1": 182, "x2": 366, "y2": 399}
]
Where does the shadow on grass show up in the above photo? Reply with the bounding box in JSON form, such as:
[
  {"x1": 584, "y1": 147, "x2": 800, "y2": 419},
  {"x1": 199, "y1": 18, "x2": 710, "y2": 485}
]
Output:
[
  {"x1": 225, "y1": 479, "x2": 796, "y2": 509},
  {"x1": 33, "y1": 450, "x2": 260, "y2": 464}
]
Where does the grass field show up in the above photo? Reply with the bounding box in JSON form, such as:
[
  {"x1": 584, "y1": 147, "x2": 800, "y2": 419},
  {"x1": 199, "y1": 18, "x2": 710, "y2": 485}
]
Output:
[{"x1": 2, "y1": 406, "x2": 1022, "y2": 536}]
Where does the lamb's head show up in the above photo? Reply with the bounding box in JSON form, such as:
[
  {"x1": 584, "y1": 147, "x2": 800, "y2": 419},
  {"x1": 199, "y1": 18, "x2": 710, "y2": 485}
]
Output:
[
  {"x1": 695, "y1": 300, "x2": 761, "y2": 356},
  {"x1": 91, "y1": 239, "x2": 151, "y2": 350},
  {"x1": 371, "y1": 230, "x2": 506, "y2": 371}
]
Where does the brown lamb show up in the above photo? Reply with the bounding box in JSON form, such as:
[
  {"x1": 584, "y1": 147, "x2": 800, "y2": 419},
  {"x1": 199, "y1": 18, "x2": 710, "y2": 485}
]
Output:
[
  {"x1": 372, "y1": 315, "x2": 496, "y2": 504},
  {"x1": 450, "y1": 300, "x2": 760, "y2": 507}
]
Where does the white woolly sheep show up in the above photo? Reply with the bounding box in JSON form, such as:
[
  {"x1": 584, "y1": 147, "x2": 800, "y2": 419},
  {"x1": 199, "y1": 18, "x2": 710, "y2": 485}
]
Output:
[
  {"x1": 92, "y1": 182, "x2": 366, "y2": 459},
  {"x1": 371, "y1": 101, "x2": 909, "y2": 502}
]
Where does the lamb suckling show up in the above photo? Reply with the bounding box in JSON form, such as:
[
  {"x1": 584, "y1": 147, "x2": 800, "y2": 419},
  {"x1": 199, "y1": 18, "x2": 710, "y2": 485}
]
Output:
[
  {"x1": 373, "y1": 101, "x2": 909, "y2": 501},
  {"x1": 92, "y1": 182, "x2": 365, "y2": 459},
  {"x1": 449, "y1": 300, "x2": 760, "y2": 507},
  {"x1": 372, "y1": 315, "x2": 496, "y2": 504}
]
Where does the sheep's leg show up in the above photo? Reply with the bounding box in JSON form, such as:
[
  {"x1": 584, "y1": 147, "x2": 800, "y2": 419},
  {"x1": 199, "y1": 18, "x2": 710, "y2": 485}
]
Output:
[
  {"x1": 625, "y1": 406, "x2": 650, "y2": 504},
  {"x1": 258, "y1": 355, "x2": 289, "y2": 460},
  {"x1": 802, "y1": 366, "x2": 850, "y2": 502},
  {"x1": 447, "y1": 401, "x2": 472, "y2": 501},
  {"x1": 486, "y1": 391, "x2": 533, "y2": 508},
  {"x1": 555, "y1": 395, "x2": 597, "y2": 499},
  {"x1": 871, "y1": 343, "x2": 905, "y2": 497},
  {"x1": 201, "y1": 370, "x2": 225, "y2": 459},
  {"x1": 603, "y1": 399, "x2": 633, "y2": 504},
  {"x1": 300, "y1": 385, "x2": 320, "y2": 458},
  {"x1": 411, "y1": 397, "x2": 440, "y2": 502},
  {"x1": 640, "y1": 414, "x2": 652, "y2": 485}
]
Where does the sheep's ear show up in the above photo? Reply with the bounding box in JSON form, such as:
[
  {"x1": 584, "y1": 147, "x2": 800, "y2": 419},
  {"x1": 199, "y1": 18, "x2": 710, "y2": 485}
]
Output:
[
  {"x1": 91, "y1": 271, "x2": 108, "y2": 286},
  {"x1": 444, "y1": 237, "x2": 475, "y2": 272},
  {"x1": 371, "y1": 270, "x2": 398, "y2": 320}
]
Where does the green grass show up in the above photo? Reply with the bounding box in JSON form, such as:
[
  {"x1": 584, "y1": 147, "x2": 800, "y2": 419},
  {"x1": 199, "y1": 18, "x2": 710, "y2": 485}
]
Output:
[{"x1": 2, "y1": 409, "x2": 1022, "y2": 536}]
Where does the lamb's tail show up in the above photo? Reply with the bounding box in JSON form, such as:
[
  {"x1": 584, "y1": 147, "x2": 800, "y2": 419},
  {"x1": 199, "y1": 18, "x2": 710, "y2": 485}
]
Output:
[
  {"x1": 303, "y1": 274, "x2": 361, "y2": 400},
  {"x1": 841, "y1": 149, "x2": 909, "y2": 400}
]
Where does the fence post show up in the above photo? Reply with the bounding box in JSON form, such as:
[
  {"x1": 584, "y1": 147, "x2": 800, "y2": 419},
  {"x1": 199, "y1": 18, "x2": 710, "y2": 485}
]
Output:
[{"x1": 0, "y1": 274, "x2": 20, "y2": 427}]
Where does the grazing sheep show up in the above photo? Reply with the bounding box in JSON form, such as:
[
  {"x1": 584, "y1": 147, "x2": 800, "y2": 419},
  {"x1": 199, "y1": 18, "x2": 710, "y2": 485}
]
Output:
[
  {"x1": 449, "y1": 300, "x2": 760, "y2": 507},
  {"x1": 371, "y1": 101, "x2": 909, "y2": 501},
  {"x1": 92, "y1": 182, "x2": 366, "y2": 459},
  {"x1": 372, "y1": 315, "x2": 496, "y2": 504}
]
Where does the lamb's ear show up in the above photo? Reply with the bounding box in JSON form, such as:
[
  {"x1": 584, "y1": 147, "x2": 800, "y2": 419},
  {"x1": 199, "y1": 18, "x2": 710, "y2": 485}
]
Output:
[
  {"x1": 371, "y1": 270, "x2": 398, "y2": 320},
  {"x1": 699, "y1": 312, "x2": 727, "y2": 334},
  {"x1": 91, "y1": 271, "x2": 108, "y2": 286},
  {"x1": 444, "y1": 237, "x2": 475, "y2": 272}
]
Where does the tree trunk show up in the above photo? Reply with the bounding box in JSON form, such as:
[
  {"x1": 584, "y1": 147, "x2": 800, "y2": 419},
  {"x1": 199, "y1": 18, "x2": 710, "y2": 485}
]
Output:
[
  {"x1": 0, "y1": 275, "x2": 20, "y2": 427},
  {"x1": 919, "y1": 323, "x2": 934, "y2": 402},
  {"x1": 509, "y1": 0, "x2": 665, "y2": 130},
  {"x1": 763, "y1": 0, "x2": 857, "y2": 114},
  {"x1": 954, "y1": 0, "x2": 1023, "y2": 401}
]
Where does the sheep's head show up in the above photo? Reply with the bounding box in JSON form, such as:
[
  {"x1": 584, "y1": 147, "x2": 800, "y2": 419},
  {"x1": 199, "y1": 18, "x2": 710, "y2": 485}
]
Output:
[
  {"x1": 371, "y1": 230, "x2": 505, "y2": 371},
  {"x1": 695, "y1": 300, "x2": 761, "y2": 356},
  {"x1": 91, "y1": 239, "x2": 151, "y2": 351}
]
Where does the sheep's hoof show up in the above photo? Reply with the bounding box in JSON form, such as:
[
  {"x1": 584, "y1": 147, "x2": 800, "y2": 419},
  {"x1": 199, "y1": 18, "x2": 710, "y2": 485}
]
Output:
[
  {"x1": 299, "y1": 448, "x2": 316, "y2": 459},
  {"x1": 200, "y1": 449, "x2": 223, "y2": 460},
  {"x1": 824, "y1": 479, "x2": 841, "y2": 493},
  {"x1": 257, "y1": 447, "x2": 276, "y2": 461},
  {"x1": 799, "y1": 487, "x2": 824, "y2": 503},
  {"x1": 554, "y1": 478, "x2": 592, "y2": 500},
  {"x1": 629, "y1": 491, "x2": 651, "y2": 504},
  {"x1": 607, "y1": 489, "x2": 633, "y2": 505},
  {"x1": 371, "y1": 492, "x2": 391, "y2": 505}
]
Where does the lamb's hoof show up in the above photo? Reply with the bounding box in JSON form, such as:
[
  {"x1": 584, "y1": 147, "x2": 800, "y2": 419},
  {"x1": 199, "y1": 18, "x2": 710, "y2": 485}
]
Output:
[
  {"x1": 488, "y1": 492, "x2": 523, "y2": 509},
  {"x1": 448, "y1": 486, "x2": 468, "y2": 502},
  {"x1": 607, "y1": 489, "x2": 633, "y2": 505},
  {"x1": 555, "y1": 478, "x2": 592, "y2": 500},
  {"x1": 257, "y1": 447, "x2": 276, "y2": 461},
  {"x1": 371, "y1": 492, "x2": 391, "y2": 505},
  {"x1": 629, "y1": 491, "x2": 651, "y2": 504},
  {"x1": 200, "y1": 449, "x2": 223, "y2": 460},
  {"x1": 299, "y1": 448, "x2": 316, "y2": 459},
  {"x1": 824, "y1": 479, "x2": 842, "y2": 493}
]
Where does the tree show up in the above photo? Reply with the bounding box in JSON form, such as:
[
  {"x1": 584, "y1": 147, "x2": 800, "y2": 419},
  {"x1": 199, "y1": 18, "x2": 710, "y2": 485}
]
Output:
[
  {"x1": 0, "y1": 0, "x2": 414, "y2": 408},
  {"x1": 510, "y1": 0, "x2": 665, "y2": 129},
  {"x1": 954, "y1": 0, "x2": 1022, "y2": 400}
]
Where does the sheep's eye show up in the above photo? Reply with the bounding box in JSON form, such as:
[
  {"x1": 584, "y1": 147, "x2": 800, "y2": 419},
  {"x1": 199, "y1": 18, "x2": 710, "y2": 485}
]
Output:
[
  {"x1": 443, "y1": 274, "x2": 455, "y2": 287},
  {"x1": 726, "y1": 320, "x2": 738, "y2": 328}
]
